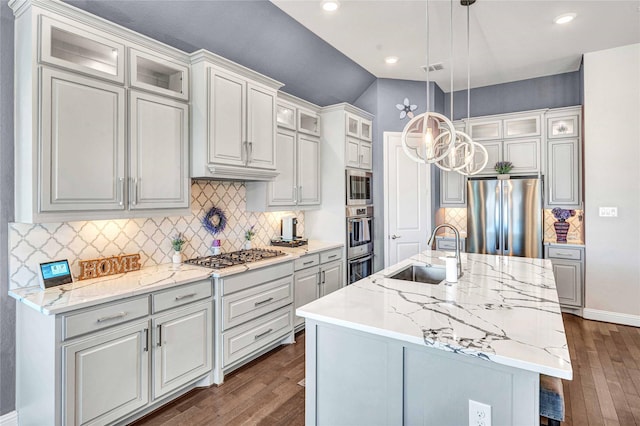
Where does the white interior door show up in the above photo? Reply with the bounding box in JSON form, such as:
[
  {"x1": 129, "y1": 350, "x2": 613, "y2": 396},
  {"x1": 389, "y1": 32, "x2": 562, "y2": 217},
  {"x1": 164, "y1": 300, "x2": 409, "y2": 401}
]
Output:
[{"x1": 384, "y1": 132, "x2": 431, "y2": 267}]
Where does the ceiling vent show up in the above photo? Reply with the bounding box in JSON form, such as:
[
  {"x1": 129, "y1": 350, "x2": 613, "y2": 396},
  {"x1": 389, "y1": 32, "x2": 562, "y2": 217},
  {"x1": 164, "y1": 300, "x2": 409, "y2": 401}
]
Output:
[{"x1": 422, "y1": 63, "x2": 444, "y2": 72}]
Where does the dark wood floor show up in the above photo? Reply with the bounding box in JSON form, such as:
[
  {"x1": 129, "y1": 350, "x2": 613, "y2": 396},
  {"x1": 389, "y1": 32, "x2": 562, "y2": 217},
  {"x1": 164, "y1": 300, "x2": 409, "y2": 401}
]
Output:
[{"x1": 133, "y1": 314, "x2": 640, "y2": 426}]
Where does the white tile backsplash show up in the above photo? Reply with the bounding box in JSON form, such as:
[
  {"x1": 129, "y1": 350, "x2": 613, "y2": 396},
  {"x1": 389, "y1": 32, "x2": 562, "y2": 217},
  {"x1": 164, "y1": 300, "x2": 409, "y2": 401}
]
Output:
[{"x1": 9, "y1": 180, "x2": 304, "y2": 289}]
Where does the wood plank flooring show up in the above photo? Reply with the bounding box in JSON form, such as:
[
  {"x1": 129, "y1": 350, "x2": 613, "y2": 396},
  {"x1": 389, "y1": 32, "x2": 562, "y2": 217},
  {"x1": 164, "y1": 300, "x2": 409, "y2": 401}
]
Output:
[{"x1": 133, "y1": 314, "x2": 640, "y2": 426}]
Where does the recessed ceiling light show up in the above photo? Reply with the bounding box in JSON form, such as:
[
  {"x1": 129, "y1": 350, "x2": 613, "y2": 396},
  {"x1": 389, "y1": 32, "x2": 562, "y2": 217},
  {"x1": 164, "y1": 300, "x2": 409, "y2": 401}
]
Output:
[
  {"x1": 321, "y1": 1, "x2": 339, "y2": 12},
  {"x1": 385, "y1": 56, "x2": 399, "y2": 65},
  {"x1": 554, "y1": 13, "x2": 576, "y2": 24}
]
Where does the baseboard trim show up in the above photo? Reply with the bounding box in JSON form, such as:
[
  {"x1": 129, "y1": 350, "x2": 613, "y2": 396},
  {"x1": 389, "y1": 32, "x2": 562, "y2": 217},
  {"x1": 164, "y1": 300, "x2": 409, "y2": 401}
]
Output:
[
  {"x1": 583, "y1": 308, "x2": 640, "y2": 327},
  {"x1": 0, "y1": 411, "x2": 18, "y2": 426}
]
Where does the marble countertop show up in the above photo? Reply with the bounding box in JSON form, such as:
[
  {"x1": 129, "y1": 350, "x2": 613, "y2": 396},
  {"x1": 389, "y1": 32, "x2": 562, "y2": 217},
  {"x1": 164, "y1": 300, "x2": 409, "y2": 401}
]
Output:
[
  {"x1": 10, "y1": 241, "x2": 344, "y2": 315},
  {"x1": 297, "y1": 250, "x2": 573, "y2": 380}
]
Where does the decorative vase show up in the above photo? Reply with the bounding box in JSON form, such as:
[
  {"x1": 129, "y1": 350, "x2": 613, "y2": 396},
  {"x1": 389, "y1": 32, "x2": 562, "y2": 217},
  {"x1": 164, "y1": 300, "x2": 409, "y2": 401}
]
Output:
[
  {"x1": 553, "y1": 220, "x2": 570, "y2": 242},
  {"x1": 497, "y1": 174, "x2": 510, "y2": 180},
  {"x1": 244, "y1": 241, "x2": 252, "y2": 250},
  {"x1": 172, "y1": 251, "x2": 182, "y2": 264}
]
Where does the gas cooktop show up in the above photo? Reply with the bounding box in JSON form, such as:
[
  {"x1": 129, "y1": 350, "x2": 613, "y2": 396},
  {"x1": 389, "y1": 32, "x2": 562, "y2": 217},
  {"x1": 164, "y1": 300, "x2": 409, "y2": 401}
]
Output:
[{"x1": 185, "y1": 248, "x2": 286, "y2": 269}]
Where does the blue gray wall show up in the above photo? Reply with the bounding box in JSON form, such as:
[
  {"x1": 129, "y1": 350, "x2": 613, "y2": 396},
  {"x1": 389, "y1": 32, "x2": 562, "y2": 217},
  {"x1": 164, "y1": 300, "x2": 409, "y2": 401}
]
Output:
[
  {"x1": 444, "y1": 71, "x2": 582, "y2": 120},
  {"x1": 66, "y1": 0, "x2": 376, "y2": 106},
  {"x1": 0, "y1": 0, "x2": 15, "y2": 416}
]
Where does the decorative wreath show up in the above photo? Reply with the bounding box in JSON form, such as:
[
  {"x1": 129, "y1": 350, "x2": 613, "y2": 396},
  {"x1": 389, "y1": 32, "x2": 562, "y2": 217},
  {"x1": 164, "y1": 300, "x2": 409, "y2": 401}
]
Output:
[{"x1": 203, "y1": 205, "x2": 227, "y2": 235}]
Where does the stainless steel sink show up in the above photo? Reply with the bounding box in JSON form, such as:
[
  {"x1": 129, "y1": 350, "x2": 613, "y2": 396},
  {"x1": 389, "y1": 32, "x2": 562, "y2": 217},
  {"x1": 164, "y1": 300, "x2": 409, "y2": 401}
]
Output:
[{"x1": 387, "y1": 264, "x2": 446, "y2": 284}]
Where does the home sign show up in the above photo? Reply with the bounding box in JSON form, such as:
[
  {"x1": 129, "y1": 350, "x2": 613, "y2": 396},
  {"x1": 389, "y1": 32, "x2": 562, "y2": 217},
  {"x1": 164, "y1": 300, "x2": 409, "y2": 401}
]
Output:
[{"x1": 78, "y1": 254, "x2": 141, "y2": 280}]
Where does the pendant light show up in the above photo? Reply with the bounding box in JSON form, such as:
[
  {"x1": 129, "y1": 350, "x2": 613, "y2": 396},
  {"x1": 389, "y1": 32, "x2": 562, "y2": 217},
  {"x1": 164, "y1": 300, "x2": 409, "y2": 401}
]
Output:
[
  {"x1": 401, "y1": 0, "x2": 456, "y2": 165},
  {"x1": 457, "y1": 0, "x2": 488, "y2": 176},
  {"x1": 435, "y1": 0, "x2": 475, "y2": 173}
]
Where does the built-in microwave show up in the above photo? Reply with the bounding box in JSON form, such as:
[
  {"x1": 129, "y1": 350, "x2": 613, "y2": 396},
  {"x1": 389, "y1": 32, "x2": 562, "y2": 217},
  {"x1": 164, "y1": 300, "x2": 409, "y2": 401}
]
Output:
[{"x1": 346, "y1": 169, "x2": 372, "y2": 206}]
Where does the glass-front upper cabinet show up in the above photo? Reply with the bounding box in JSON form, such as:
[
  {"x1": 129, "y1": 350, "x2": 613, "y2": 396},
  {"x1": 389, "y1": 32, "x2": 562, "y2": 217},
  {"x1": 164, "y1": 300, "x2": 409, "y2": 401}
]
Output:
[
  {"x1": 503, "y1": 114, "x2": 541, "y2": 138},
  {"x1": 276, "y1": 102, "x2": 296, "y2": 130},
  {"x1": 468, "y1": 119, "x2": 502, "y2": 140},
  {"x1": 547, "y1": 114, "x2": 580, "y2": 139},
  {"x1": 129, "y1": 49, "x2": 189, "y2": 101},
  {"x1": 40, "y1": 15, "x2": 126, "y2": 83},
  {"x1": 360, "y1": 118, "x2": 372, "y2": 141},
  {"x1": 346, "y1": 113, "x2": 360, "y2": 138},
  {"x1": 298, "y1": 108, "x2": 320, "y2": 136}
]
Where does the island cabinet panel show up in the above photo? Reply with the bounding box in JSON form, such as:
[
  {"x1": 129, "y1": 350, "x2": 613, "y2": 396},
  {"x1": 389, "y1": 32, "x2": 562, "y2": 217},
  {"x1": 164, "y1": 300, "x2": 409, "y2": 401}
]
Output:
[
  {"x1": 403, "y1": 347, "x2": 538, "y2": 425},
  {"x1": 294, "y1": 266, "x2": 320, "y2": 328},
  {"x1": 309, "y1": 323, "x2": 404, "y2": 426}
]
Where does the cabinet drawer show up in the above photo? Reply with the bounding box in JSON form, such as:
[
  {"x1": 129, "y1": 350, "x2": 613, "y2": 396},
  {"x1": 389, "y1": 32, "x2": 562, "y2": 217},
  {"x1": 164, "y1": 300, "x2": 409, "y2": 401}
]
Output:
[
  {"x1": 436, "y1": 239, "x2": 457, "y2": 251},
  {"x1": 222, "y1": 276, "x2": 293, "y2": 330},
  {"x1": 152, "y1": 280, "x2": 212, "y2": 313},
  {"x1": 223, "y1": 306, "x2": 293, "y2": 367},
  {"x1": 320, "y1": 249, "x2": 342, "y2": 264},
  {"x1": 63, "y1": 296, "x2": 149, "y2": 340},
  {"x1": 221, "y1": 261, "x2": 293, "y2": 296},
  {"x1": 547, "y1": 247, "x2": 582, "y2": 260},
  {"x1": 294, "y1": 254, "x2": 320, "y2": 271}
]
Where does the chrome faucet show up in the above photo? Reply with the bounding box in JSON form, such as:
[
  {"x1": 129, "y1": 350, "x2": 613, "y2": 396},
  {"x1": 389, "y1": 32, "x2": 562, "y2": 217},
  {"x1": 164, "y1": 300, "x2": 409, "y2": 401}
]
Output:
[{"x1": 427, "y1": 224, "x2": 463, "y2": 279}]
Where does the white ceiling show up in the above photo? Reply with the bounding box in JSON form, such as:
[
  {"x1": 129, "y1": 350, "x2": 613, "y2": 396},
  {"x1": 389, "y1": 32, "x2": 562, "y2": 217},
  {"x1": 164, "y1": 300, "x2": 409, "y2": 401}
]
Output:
[{"x1": 272, "y1": 0, "x2": 640, "y2": 92}]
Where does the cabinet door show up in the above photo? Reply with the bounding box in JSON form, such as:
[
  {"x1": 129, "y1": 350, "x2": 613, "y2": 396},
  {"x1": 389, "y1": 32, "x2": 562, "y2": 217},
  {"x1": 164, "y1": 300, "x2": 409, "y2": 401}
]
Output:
[
  {"x1": 359, "y1": 142, "x2": 373, "y2": 170},
  {"x1": 269, "y1": 129, "x2": 297, "y2": 206},
  {"x1": 129, "y1": 49, "x2": 189, "y2": 101},
  {"x1": 475, "y1": 141, "x2": 502, "y2": 175},
  {"x1": 551, "y1": 260, "x2": 583, "y2": 307},
  {"x1": 547, "y1": 139, "x2": 581, "y2": 207},
  {"x1": 440, "y1": 170, "x2": 466, "y2": 206},
  {"x1": 153, "y1": 302, "x2": 212, "y2": 399},
  {"x1": 346, "y1": 113, "x2": 360, "y2": 138},
  {"x1": 294, "y1": 266, "x2": 320, "y2": 327},
  {"x1": 298, "y1": 108, "x2": 320, "y2": 136},
  {"x1": 345, "y1": 137, "x2": 361, "y2": 168},
  {"x1": 40, "y1": 68, "x2": 126, "y2": 212},
  {"x1": 40, "y1": 15, "x2": 125, "y2": 83},
  {"x1": 247, "y1": 84, "x2": 276, "y2": 169},
  {"x1": 298, "y1": 135, "x2": 321, "y2": 205},
  {"x1": 468, "y1": 119, "x2": 502, "y2": 140},
  {"x1": 547, "y1": 114, "x2": 580, "y2": 139},
  {"x1": 208, "y1": 67, "x2": 246, "y2": 166},
  {"x1": 321, "y1": 260, "x2": 343, "y2": 297},
  {"x1": 360, "y1": 118, "x2": 373, "y2": 141},
  {"x1": 63, "y1": 320, "x2": 149, "y2": 425},
  {"x1": 276, "y1": 101, "x2": 296, "y2": 130},
  {"x1": 503, "y1": 115, "x2": 541, "y2": 138},
  {"x1": 504, "y1": 138, "x2": 540, "y2": 174},
  {"x1": 129, "y1": 91, "x2": 189, "y2": 209}
]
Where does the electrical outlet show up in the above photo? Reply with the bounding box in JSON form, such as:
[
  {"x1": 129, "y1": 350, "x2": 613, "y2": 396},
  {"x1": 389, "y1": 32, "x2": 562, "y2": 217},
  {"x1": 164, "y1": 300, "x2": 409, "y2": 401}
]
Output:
[
  {"x1": 599, "y1": 207, "x2": 618, "y2": 217},
  {"x1": 469, "y1": 400, "x2": 492, "y2": 426}
]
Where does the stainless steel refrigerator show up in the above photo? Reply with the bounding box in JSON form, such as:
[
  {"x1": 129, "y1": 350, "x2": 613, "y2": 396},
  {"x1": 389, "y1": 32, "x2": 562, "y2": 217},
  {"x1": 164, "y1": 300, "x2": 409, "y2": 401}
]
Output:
[{"x1": 467, "y1": 177, "x2": 543, "y2": 258}]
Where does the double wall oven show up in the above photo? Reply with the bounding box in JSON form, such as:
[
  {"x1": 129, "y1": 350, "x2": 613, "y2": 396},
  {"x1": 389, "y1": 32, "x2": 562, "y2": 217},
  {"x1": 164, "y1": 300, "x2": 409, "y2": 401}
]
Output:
[{"x1": 346, "y1": 205, "x2": 373, "y2": 284}]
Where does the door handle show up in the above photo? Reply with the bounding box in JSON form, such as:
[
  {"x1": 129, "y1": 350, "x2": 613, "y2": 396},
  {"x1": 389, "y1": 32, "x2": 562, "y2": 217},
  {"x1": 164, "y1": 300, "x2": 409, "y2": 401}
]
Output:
[
  {"x1": 157, "y1": 324, "x2": 162, "y2": 347},
  {"x1": 248, "y1": 141, "x2": 253, "y2": 164},
  {"x1": 143, "y1": 328, "x2": 149, "y2": 352},
  {"x1": 243, "y1": 141, "x2": 249, "y2": 165},
  {"x1": 118, "y1": 177, "x2": 124, "y2": 206},
  {"x1": 322, "y1": 271, "x2": 326, "y2": 284},
  {"x1": 293, "y1": 186, "x2": 297, "y2": 203},
  {"x1": 391, "y1": 234, "x2": 401, "y2": 240}
]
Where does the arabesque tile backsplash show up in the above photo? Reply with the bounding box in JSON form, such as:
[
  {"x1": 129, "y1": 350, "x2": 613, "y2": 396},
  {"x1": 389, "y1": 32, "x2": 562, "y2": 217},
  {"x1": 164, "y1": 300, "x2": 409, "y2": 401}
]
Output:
[
  {"x1": 437, "y1": 208, "x2": 584, "y2": 242},
  {"x1": 9, "y1": 181, "x2": 304, "y2": 290}
]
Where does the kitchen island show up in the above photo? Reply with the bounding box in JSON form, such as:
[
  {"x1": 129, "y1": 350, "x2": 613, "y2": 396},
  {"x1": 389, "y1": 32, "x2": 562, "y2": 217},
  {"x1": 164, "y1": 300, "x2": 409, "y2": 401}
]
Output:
[{"x1": 297, "y1": 250, "x2": 572, "y2": 425}]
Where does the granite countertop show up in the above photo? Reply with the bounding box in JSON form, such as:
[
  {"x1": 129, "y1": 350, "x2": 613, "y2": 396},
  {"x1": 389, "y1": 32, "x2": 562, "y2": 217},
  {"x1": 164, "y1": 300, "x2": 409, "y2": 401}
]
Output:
[
  {"x1": 10, "y1": 240, "x2": 344, "y2": 315},
  {"x1": 297, "y1": 250, "x2": 572, "y2": 380}
]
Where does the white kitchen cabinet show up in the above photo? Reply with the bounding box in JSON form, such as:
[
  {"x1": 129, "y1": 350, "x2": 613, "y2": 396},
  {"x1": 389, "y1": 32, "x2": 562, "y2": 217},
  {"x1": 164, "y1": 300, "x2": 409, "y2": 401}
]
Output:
[
  {"x1": 40, "y1": 14, "x2": 126, "y2": 83},
  {"x1": 503, "y1": 114, "x2": 541, "y2": 139},
  {"x1": 546, "y1": 138, "x2": 581, "y2": 208},
  {"x1": 129, "y1": 91, "x2": 189, "y2": 210},
  {"x1": 246, "y1": 93, "x2": 321, "y2": 210},
  {"x1": 504, "y1": 138, "x2": 541, "y2": 174},
  {"x1": 468, "y1": 119, "x2": 502, "y2": 140},
  {"x1": 63, "y1": 319, "x2": 150, "y2": 425},
  {"x1": 346, "y1": 137, "x2": 372, "y2": 171},
  {"x1": 294, "y1": 265, "x2": 320, "y2": 328},
  {"x1": 14, "y1": 2, "x2": 192, "y2": 222},
  {"x1": 346, "y1": 112, "x2": 372, "y2": 141},
  {"x1": 129, "y1": 49, "x2": 189, "y2": 101},
  {"x1": 439, "y1": 170, "x2": 466, "y2": 207},
  {"x1": 474, "y1": 140, "x2": 502, "y2": 175},
  {"x1": 191, "y1": 51, "x2": 283, "y2": 180},
  {"x1": 547, "y1": 110, "x2": 580, "y2": 139},
  {"x1": 152, "y1": 301, "x2": 212, "y2": 400},
  {"x1": 435, "y1": 236, "x2": 466, "y2": 252},
  {"x1": 293, "y1": 248, "x2": 344, "y2": 331},
  {"x1": 545, "y1": 245, "x2": 584, "y2": 310},
  {"x1": 40, "y1": 67, "x2": 126, "y2": 213}
]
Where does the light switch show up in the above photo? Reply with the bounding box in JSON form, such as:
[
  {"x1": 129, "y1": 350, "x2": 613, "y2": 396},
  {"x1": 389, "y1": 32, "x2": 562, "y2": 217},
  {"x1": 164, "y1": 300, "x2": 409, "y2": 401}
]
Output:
[{"x1": 599, "y1": 207, "x2": 618, "y2": 217}]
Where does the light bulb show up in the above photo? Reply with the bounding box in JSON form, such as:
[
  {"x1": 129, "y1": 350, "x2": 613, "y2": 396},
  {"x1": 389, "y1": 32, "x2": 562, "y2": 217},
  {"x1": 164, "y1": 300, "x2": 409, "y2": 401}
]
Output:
[
  {"x1": 321, "y1": 1, "x2": 339, "y2": 12},
  {"x1": 424, "y1": 127, "x2": 434, "y2": 159}
]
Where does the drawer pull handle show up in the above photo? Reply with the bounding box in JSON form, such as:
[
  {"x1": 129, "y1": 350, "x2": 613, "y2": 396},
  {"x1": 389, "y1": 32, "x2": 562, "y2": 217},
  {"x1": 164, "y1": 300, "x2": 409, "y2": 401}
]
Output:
[
  {"x1": 254, "y1": 297, "x2": 274, "y2": 307},
  {"x1": 254, "y1": 328, "x2": 273, "y2": 340},
  {"x1": 556, "y1": 252, "x2": 573, "y2": 256},
  {"x1": 96, "y1": 311, "x2": 127, "y2": 323},
  {"x1": 175, "y1": 292, "x2": 197, "y2": 301},
  {"x1": 303, "y1": 260, "x2": 315, "y2": 266},
  {"x1": 328, "y1": 254, "x2": 338, "y2": 259}
]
